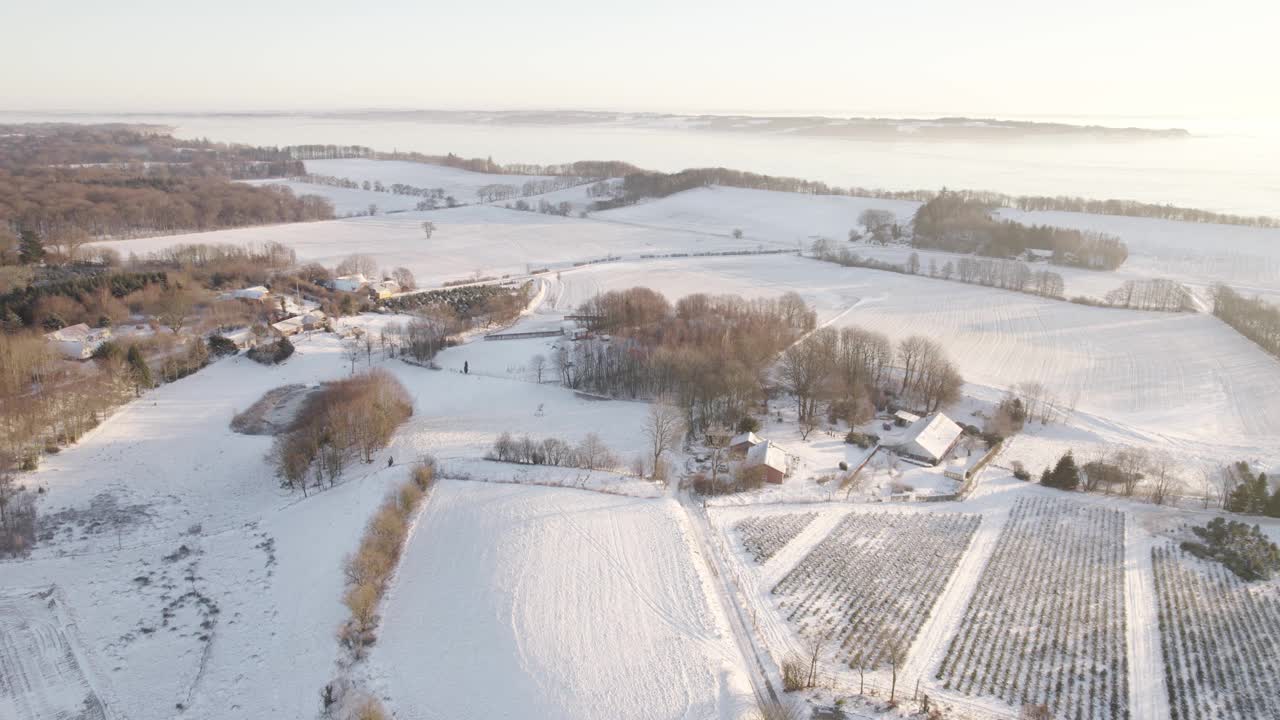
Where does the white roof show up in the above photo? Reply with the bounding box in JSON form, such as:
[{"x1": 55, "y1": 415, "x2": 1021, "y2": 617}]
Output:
[
  {"x1": 898, "y1": 413, "x2": 963, "y2": 462},
  {"x1": 894, "y1": 410, "x2": 920, "y2": 422},
  {"x1": 272, "y1": 317, "x2": 304, "y2": 331},
  {"x1": 745, "y1": 441, "x2": 787, "y2": 472},
  {"x1": 336, "y1": 274, "x2": 368, "y2": 283},
  {"x1": 232, "y1": 286, "x2": 270, "y2": 299},
  {"x1": 45, "y1": 323, "x2": 93, "y2": 342},
  {"x1": 730, "y1": 431, "x2": 762, "y2": 447}
]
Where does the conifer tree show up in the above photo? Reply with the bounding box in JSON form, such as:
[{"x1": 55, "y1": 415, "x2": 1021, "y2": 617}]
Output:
[{"x1": 126, "y1": 345, "x2": 153, "y2": 395}]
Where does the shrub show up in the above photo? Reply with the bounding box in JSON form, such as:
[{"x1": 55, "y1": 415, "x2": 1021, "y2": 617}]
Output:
[
  {"x1": 207, "y1": 334, "x2": 238, "y2": 356},
  {"x1": 1181, "y1": 517, "x2": 1280, "y2": 581},
  {"x1": 1012, "y1": 461, "x2": 1031, "y2": 481},
  {"x1": 781, "y1": 657, "x2": 808, "y2": 692},
  {"x1": 838, "y1": 461, "x2": 849, "y2": 471},
  {"x1": 736, "y1": 416, "x2": 761, "y2": 433},
  {"x1": 247, "y1": 336, "x2": 294, "y2": 364},
  {"x1": 844, "y1": 431, "x2": 878, "y2": 448}
]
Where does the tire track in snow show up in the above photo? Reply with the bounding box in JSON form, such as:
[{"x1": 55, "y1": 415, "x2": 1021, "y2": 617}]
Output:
[{"x1": 1124, "y1": 522, "x2": 1171, "y2": 720}]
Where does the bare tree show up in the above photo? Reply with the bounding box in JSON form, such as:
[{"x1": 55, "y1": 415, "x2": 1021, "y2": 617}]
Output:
[
  {"x1": 850, "y1": 649, "x2": 867, "y2": 695},
  {"x1": 337, "y1": 254, "x2": 378, "y2": 278},
  {"x1": 883, "y1": 633, "x2": 908, "y2": 704},
  {"x1": 421, "y1": 221, "x2": 436, "y2": 239},
  {"x1": 530, "y1": 354, "x2": 547, "y2": 383},
  {"x1": 779, "y1": 329, "x2": 835, "y2": 422},
  {"x1": 0, "y1": 451, "x2": 17, "y2": 529},
  {"x1": 343, "y1": 337, "x2": 363, "y2": 376},
  {"x1": 154, "y1": 285, "x2": 196, "y2": 335},
  {"x1": 1147, "y1": 453, "x2": 1179, "y2": 505},
  {"x1": 1114, "y1": 446, "x2": 1148, "y2": 497},
  {"x1": 643, "y1": 402, "x2": 685, "y2": 482},
  {"x1": 390, "y1": 267, "x2": 416, "y2": 291}
]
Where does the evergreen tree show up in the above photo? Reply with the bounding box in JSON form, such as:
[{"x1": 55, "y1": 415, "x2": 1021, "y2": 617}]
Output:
[
  {"x1": 1043, "y1": 450, "x2": 1080, "y2": 490},
  {"x1": 1226, "y1": 463, "x2": 1269, "y2": 514},
  {"x1": 126, "y1": 345, "x2": 153, "y2": 395},
  {"x1": 1264, "y1": 477, "x2": 1280, "y2": 519},
  {"x1": 18, "y1": 229, "x2": 44, "y2": 265}
]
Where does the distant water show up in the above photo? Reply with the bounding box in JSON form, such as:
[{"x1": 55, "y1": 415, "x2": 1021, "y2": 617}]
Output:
[{"x1": 4, "y1": 111, "x2": 1277, "y2": 216}]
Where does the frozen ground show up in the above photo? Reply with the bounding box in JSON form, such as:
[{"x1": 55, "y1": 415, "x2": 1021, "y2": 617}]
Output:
[
  {"x1": 595, "y1": 185, "x2": 1280, "y2": 303},
  {"x1": 366, "y1": 481, "x2": 754, "y2": 719},
  {"x1": 15, "y1": 174, "x2": 1280, "y2": 720},
  {"x1": 552, "y1": 255, "x2": 1280, "y2": 473},
  {"x1": 303, "y1": 158, "x2": 560, "y2": 204},
  {"x1": 92, "y1": 205, "x2": 790, "y2": 289}
]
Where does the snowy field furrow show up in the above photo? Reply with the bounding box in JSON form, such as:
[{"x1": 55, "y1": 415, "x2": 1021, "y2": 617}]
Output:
[{"x1": 368, "y1": 481, "x2": 754, "y2": 720}]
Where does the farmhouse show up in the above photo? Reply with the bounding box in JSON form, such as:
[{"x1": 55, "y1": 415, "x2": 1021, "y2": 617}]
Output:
[
  {"x1": 334, "y1": 274, "x2": 369, "y2": 292},
  {"x1": 44, "y1": 323, "x2": 112, "y2": 359},
  {"x1": 745, "y1": 441, "x2": 787, "y2": 484},
  {"x1": 728, "y1": 431, "x2": 763, "y2": 456},
  {"x1": 893, "y1": 412, "x2": 963, "y2": 465}
]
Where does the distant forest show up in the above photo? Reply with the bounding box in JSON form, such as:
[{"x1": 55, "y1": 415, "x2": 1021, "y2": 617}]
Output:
[{"x1": 0, "y1": 124, "x2": 334, "y2": 247}]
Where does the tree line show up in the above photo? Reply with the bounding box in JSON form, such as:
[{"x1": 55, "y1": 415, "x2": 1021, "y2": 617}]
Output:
[
  {"x1": 1213, "y1": 284, "x2": 1280, "y2": 358},
  {"x1": 810, "y1": 240, "x2": 1067, "y2": 300}
]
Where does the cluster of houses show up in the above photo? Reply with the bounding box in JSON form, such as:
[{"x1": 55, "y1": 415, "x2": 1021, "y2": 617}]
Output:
[
  {"x1": 332, "y1": 274, "x2": 400, "y2": 299},
  {"x1": 704, "y1": 409, "x2": 965, "y2": 488}
]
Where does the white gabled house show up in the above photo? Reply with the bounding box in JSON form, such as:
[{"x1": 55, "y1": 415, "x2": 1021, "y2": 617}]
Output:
[
  {"x1": 745, "y1": 441, "x2": 787, "y2": 484},
  {"x1": 728, "y1": 431, "x2": 763, "y2": 456},
  {"x1": 893, "y1": 412, "x2": 964, "y2": 465},
  {"x1": 333, "y1": 274, "x2": 369, "y2": 293},
  {"x1": 44, "y1": 323, "x2": 112, "y2": 360}
]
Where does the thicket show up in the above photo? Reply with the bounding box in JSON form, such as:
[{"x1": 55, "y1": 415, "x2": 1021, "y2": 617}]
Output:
[
  {"x1": 561, "y1": 288, "x2": 814, "y2": 433},
  {"x1": 1103, "y1": 278, "x2": 1194, "y2": 312},
  {"x1": 247, "y1": 337, "x2": 294, "y2": 365},
  {"x1": 267, "y1": 370, "x2": 413, "y2": 494},
  {"x1": 487, "y1": 432, "x2": 619, "y2": 471},
  {"x1": 339, "y1": 458, "x2": 434, "y2": 657},
  {"x1": 0, "y1": 124, "x2": 331, "y2": 242},
  {"x1": 0, "y1": 270, "x2": 168, "y2": 327},
  {"x1": 1181, "y1": 518, "x2": 1280, "y2": 581},
  {"x1": 1213, "y1": 284, "x2": 1280, "y2": 358},
  {"x1": 912, "y1": 191, "x2": 1129, "y2": 270}
]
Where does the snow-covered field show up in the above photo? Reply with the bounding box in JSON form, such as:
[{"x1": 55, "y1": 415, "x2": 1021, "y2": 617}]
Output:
[
  {"x1": 552, "y1": 254, "x2": 1280, "y2": 473},
  {"x1": 303, "y1": 158, "x2": 560, "y2": 205},
  {"x1": 367, "y1": 481, "x2": 753, "y2": 719},
  {"x1": 594, "y1": 185, "x2": 1280, "y2": 303},
  {"x1": 93, "y1": 205, "x2": 792, "y2": 289},
  {"x1": 14, "y1": 171, "x2": 1280, "y2": 720}
]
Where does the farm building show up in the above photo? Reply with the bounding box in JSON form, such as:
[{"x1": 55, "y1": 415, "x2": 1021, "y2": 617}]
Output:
[
  {"x1": 220, "y1": 327, "x2": 259, "y2": 349},
  {"x1": 728, "y1": 431, "x2": 763, "y2": 456},
  {"x1": 334, "y1": 274, "x2": 369, "y2": 292},
  {"x1": 893, "y1": 413, "x2": 963, "y2": 465},
  {"x1": 271, "y1": 317, "x2": 305, "y2": 337},
  {"x1": 894, "y1": 410, "x2": 920, "y2": 427},
  {"x1": 300, "y1": 311, "x2": 327, "y2": 331},
  {"x1": 44, "y1": 323, "x2": 112, "y2": 359},
  {"x1": 745, "y1": 441, "x2": 787, "y2": 484},
  {"x1": 374, "y1": 279, "x2": 400, "y2": 299},
  {"x1": 228, "y1": 285, "x2": 271, "y2": 301}
]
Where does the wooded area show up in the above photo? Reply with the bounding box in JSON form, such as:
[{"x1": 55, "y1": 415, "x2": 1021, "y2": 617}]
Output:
[
  {"x1": 0, "y1": 124, "x2": 333, "y2": 248},
  {"x1": 1213, "y1": 284, "x2": 1280, "y2": 358}
]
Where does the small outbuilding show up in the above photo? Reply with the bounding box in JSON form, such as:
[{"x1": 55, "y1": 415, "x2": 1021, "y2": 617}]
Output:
[
  {"x1": 745, "y1": 441, "x2": 787, "y2": 484},
  {"x1": 728, "y1": 431, "x2": 763, "y2": 457},
  {"x1": 44, "y1": 323, "x2": 111, "y2": 360},
  {"x1": 894, "y1": 413, "x2": 963, "y2": 466},
  {"x1": 271, "y1": 316, "x2": 305, "y2": 337},
  {"x1": 230, "y1": 286, "x2": 271, "y2": 301},
  {"x1": 221, "y1": 327, "x2": 259, "y2": 349},
  {"x1": 893, "y1": 410, "x2": 920, "y2": 427},
  {"x1": 373, "y1": 279, "x2": 400, "y2": 299}
]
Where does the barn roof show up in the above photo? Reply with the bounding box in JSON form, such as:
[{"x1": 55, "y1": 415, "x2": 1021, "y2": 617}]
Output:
[
  {"x1": 730, "y1": 431, "x2": 762, "y2": 448},
  {"x1": 745, "y1": 441, "x2": 787, "y2": 473},
  {"x1": 898, "y1": 413, "x2": 963, "y2": 463}
]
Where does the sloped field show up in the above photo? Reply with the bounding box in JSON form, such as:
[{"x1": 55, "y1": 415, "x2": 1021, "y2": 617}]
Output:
[{"x1": 371, "y1": 481, "x2": 753, "y2": 720}]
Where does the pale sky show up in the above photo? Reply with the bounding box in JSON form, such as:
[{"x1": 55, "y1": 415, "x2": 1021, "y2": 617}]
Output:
[{"x1": 4, "y1": 0, "x2": 1277, "y2": 120}]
